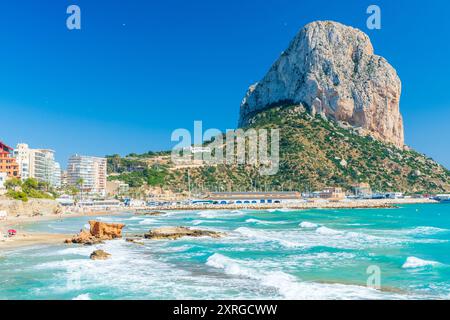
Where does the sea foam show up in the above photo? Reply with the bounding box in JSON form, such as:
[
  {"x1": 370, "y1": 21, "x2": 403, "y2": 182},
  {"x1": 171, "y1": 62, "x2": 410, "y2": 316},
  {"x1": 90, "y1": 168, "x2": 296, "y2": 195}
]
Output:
[
  {"x1": 234, "y1": 227, "x2": 305, "y2": 248},
  {"x1": 299, "y1": 221, "x2": 318, "y2": 229},
  {"x1": 73, "y1": 293, "x2": 91, "y2": 300},
  {"x1": 402, "y1": 257, "x2": 440, "y2": 269},
  {"x1": 316, "y1": 226, "x2": 342, "y2": 236},
  {"x1": 206, "y1": 253, "x2": 399, "y2": 300}
]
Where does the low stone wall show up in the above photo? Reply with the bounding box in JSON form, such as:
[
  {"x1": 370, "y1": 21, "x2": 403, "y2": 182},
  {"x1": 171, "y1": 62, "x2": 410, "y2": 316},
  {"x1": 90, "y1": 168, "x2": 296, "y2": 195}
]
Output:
[{"x1": 0, "y1": 199, "x2": 61, "y2": 218}]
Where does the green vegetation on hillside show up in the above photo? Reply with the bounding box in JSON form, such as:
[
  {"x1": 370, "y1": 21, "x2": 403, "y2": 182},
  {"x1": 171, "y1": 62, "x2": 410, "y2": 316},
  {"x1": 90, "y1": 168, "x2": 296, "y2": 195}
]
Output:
[
  {"x1": 5, "y1": 178, "x2": 55, "y2": 202},
  {"x1": 106, "y1": 105, "x2": 450, "y2": 194},
  {"x1": 108, "y1": 165, "x2": 170, "y2": 188}
]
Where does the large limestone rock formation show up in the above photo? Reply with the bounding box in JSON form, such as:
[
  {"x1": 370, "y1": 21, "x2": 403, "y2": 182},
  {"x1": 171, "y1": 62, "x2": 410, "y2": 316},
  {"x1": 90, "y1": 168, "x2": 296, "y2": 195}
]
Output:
[{"x1": 239, "y1": 21, "x2": 404, "y2": 148}]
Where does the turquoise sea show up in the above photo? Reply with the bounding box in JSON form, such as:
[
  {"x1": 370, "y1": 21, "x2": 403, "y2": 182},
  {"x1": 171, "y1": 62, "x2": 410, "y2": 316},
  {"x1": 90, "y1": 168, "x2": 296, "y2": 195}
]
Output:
[{"x1": 1, "y1": 204, "x2": 450, "y2": 300}]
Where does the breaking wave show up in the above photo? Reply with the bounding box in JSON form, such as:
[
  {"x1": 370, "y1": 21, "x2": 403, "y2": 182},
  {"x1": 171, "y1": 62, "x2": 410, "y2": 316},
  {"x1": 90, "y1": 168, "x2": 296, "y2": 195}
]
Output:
[
  {"x1": 299, "y1": 221, "x2": 319, "y2": 229},
  {"x1": 402, "y1": 257, "x2": 440, "y2": 269},
  {"x1": 206, "y1": 253, "x2": 400, "y2": 300}
]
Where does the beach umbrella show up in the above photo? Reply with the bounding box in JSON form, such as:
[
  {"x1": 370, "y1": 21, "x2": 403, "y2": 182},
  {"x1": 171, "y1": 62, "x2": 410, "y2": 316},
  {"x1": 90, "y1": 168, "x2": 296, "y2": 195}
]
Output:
[{"x1": 7, "y1": 229, "x2": 17, "y2": 236}]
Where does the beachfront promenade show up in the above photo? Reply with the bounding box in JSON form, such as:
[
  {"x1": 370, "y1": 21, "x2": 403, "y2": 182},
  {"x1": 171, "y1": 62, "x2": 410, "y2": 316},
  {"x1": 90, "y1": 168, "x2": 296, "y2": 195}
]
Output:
[{"x1": 141, "y1": 198, "x2": 438, "y2": 211}]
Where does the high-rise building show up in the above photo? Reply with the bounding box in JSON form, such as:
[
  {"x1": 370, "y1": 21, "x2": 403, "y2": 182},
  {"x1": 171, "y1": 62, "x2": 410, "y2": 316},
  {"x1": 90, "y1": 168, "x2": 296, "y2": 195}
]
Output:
[
  {"x1": 14, "y1": 143, "x2": 31, "y2": 179},
  {"x1": 67, "y1": 155, "x2": 107, "y2": 196},
  {"x1": 52, "y1": 162, "x2": 62, "y2": 188},
  {"x1": 13, "y1": 143, "x2": 62, "y2": 188},
  {"x1": 0, "y1": 172, "x2": 7, "y2": 193},
  {"x1": 0, "y1": 141, "x2": 19, "y2": 178}
]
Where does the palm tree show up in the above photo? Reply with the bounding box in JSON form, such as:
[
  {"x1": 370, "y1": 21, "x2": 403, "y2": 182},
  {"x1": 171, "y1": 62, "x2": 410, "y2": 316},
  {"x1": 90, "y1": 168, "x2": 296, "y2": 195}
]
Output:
[{"x1": 76, "y1": 178, "x2": 84, "y2": 201}]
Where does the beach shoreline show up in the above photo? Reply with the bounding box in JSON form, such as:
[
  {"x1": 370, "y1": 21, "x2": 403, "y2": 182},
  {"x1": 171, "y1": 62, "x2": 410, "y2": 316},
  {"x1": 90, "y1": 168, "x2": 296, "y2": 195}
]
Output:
[
  {"x1": 0, "y1": 210, "x2": 125, "y2": 251},
  {"x1": 0, "y1": 198, "x2": 439, "y2": 251},
  {"x1": 0, "y1": 232, "x2": 69, "y2": 250}
]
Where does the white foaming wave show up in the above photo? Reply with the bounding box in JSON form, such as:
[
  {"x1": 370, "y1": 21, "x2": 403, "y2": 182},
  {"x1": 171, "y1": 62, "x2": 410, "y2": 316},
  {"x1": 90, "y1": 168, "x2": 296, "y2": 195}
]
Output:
[
  {"x1": 94, "y1": 216, "x2": 122, "y2": 222},
  {"x1": 127, "y1": 217, "x2": 144, "y2": 221},
  {"x1": 315, "y1": 227, "x2": 381, "y2": 243},
  {"x1": 198, "y1": 210, "x2": 244, "y2": 219},
  {"x1": 299, "y1": 221, "x2": 319, "y2": 229},
  {"x1": 73, "y1": 293, "x2": 91, "y2": 300},
  {"x1": 33, "y1": 240, "x2": 274, "y2": 299},
  {"x1": 404, "y1": 226, "x2": 449, "y2": 236},
  {"x1": 266, "y1": 208, "x2": 295, "y2": 213},
  {"x1": 34, "y1": 240, "x2": 192, "y2": 296},
  {"x1": 53, "y1": 246, "x2": 98, "y2": 257},
  {"x1": 206, "y1": 253, "x2": 401, "y2": 300},
  {"x1": 139, "y1": 219, "x2": 157, "y2": 225},
  {"x1": 402, "y1": 257, "x2": 440, "y2": 269},
  {"x1": 234, "y1": 227, "x2": 305, "y2": 248},
  {"x1": 191, "y1": 220, "x2": 225, "y2": 226},
  {"x1": 278, "y1": 208, "x2": 296, "y2": 212},
  {"x1": 234, "y1": 226, "x2": 398, "y2": 250},
  {"x1": 316, "y1": 227, "x2": 342, "y2": 236},
  {"x1": 246, "y1": 219, "x2": 288, "y2": 225}
]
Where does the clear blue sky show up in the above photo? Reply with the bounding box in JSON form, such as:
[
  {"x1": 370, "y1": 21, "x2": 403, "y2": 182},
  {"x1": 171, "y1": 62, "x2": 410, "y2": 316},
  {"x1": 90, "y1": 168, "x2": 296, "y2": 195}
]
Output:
[{"x1": 0, "y1": 0, "x2": 449, "y2": 168}]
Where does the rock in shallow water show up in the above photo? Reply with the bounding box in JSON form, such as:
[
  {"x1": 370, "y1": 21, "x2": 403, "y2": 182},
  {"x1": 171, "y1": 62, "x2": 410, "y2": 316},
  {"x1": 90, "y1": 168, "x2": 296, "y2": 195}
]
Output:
[
  {"x1": 65, "y1": 221, "x2": 125, "y2": 245},
  {"x1": 144, "y1": 227, "x2": 225, "y2": 240},
  {"x1": 90, "y1": 249, "x2": 111, "y2": 260}
]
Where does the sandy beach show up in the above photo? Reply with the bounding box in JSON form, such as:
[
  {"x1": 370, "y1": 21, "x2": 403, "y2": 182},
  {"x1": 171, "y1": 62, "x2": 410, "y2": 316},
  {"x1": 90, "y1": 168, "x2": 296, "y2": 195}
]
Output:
[
  {"x1": 0, "y1": 232, "x2": 69, "y2": 250},
  {"x1": 0, "y1": 209, "x2": 125, "y2": 251}
]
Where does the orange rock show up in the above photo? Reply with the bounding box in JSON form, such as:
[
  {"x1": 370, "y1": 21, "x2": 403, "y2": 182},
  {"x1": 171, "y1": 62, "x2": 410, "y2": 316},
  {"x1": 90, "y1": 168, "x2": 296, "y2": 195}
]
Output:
[
  {"x1": 89, "y1": 221, "x2": 125, "y2": 240},
  {"x1": 65, "y1": 221, "x2": 125, "y2": 245}
]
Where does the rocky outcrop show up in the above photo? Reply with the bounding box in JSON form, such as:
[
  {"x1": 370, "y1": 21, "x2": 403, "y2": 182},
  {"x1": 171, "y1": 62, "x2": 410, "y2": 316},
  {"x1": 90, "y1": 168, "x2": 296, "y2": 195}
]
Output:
[
  {"x1": 89, "y1": 221, "x2": 125, "y2": 239},
  {"x1": 144, "y1": 227, "x2": 225, "y2": 240},
  {"x1": 239, "y1": 21, "x2": 404, "y2": 148},
  {"x1": 126, "y1": 238, "x2": 145, "y2": 245},
  {"x1": 135, "y1": 210, "x2": 164, "y2": 216},
  {"x1": 65, "y1": 229, "x2": 103, "y2": 245},
  {"x1": 90, "y1": 250, "x2": 111, "y2": 260},
  {"x1": 65, "y1": 221, "x2": 125, "y2": 245}
]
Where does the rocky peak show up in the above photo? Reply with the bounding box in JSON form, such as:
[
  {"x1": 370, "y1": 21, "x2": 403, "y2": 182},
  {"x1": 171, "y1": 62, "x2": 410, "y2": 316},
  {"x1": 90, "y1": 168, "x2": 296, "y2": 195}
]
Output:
[{"x1": 239, "y1": 21, "x2": 404, "y2": 148}]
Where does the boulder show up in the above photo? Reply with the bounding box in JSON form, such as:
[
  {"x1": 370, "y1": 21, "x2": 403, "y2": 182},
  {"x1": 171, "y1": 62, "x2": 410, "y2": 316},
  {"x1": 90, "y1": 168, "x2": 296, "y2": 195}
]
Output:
[
  {"x1": 144, "y1": 226, "x2": 225, "y2": 240},
  {"x1": 90, "y1": 250, "x2": 111, "y2": 260}
]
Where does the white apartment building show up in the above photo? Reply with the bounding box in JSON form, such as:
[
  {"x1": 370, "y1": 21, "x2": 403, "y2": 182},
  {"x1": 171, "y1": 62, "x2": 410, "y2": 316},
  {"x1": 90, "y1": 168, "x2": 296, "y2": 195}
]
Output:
[
  {"x1": 0, "y1": 172, "x2": 7, "y2": 194},
  {"x1": 67, "y1": 155, "x2": 107, "y2": 197},
  {"x1": 13, "y1": 143, "x2": 62, "y2": 188},
  {"x1": 14, "y1": 143, "x2": 31, "y2": 180}
]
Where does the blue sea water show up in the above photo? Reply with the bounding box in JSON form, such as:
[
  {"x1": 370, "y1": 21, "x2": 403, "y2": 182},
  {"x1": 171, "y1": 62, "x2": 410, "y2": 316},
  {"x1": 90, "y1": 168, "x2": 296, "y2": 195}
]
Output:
[{"x1": 1, "y1": 204, "x2": 450, "y2": 300}]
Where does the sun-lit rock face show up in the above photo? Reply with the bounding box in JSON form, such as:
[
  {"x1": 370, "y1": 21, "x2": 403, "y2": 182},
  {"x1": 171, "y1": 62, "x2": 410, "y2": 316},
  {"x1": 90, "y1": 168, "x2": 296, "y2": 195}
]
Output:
[{"x1": 239, "y1": 21, "x2": 404, "y2": 148}]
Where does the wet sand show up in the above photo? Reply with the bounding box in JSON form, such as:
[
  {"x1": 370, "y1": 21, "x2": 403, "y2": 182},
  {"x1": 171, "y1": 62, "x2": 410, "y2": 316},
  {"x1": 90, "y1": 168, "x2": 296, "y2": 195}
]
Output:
[{"x1": 0, "y1": 232, "x2": 69, "y2": 250}]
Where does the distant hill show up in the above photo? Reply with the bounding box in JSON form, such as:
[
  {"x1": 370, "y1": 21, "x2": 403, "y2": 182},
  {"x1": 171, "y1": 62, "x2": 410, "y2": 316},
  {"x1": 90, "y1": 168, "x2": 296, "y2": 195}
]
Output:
[{"x1": 107, "y1": 105, "x2": 449, "y2": 194}]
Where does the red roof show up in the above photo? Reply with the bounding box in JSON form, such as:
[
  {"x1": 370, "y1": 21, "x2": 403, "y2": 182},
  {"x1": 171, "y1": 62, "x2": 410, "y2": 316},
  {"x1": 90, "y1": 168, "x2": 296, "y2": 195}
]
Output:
[{"x1": 0, "y1": 141, "x2": 14, "y2": 152}]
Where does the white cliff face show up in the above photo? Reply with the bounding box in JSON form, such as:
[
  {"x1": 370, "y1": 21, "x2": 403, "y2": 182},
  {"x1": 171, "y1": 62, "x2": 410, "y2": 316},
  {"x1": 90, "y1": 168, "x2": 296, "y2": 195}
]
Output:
[{"x1": 239, "y1": 21, "x2": 404, "y2": 148}]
